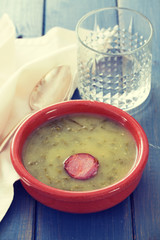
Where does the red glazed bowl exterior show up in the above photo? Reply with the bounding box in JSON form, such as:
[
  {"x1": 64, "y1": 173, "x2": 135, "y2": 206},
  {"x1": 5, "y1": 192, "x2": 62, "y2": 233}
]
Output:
[{"x1": 10, "y1": 100, "x2": 149, "y2": 213}]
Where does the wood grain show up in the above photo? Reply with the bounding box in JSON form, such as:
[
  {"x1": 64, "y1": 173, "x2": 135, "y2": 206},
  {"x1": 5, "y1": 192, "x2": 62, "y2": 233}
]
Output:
[
  {"x1": 118, "y1": 0, "x2": 160, "y2": 239},
  {"x1": 45, "y1": 0, "x2": 117, "y2": 31},
  {"x1": 35, "y1": 199, "x2": 133, "y2": 240},
  {"x1": 0, "y1": 181, "x2": 36, "y2": 240},
  {"x1": 0, "y1": 0, "x2": 44, "y2": 37}
]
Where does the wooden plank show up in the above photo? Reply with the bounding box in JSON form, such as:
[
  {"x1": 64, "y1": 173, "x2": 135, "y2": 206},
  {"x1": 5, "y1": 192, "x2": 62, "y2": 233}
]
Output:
[
  {"x1": 129, "y1": 65, "x2": 160, "y2": 240},
  {"x1": 118, "y1": 1, "x2": 160, "y2": 239},
  {"x1": 36, "y1": 199, "x2": 133, "y2": 240},
  {"x1": 0, "y1": 0, "x2": 44, "y2": 37},
  {"x1": 0, "y1": 181, "x2": 36, "y2": 240},
  {"x1": 45, "y1": 0, "x2": 118, "y2": 32}
]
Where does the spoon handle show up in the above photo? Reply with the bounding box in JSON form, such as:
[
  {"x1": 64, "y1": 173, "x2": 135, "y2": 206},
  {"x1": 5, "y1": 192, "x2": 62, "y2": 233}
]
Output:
[{"x1": 0, "y1": 113, "x2": 32, "y2": 152}]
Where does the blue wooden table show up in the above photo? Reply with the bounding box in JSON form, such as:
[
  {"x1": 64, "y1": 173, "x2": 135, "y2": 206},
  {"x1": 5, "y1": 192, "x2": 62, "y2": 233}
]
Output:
[{"x1": 0, "y1": 0, "x2": 160, "y2": 239}]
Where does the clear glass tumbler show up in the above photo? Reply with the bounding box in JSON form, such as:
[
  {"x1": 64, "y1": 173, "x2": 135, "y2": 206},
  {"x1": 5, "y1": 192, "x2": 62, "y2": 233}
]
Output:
[{"x1": 76, "y1": 7, "x2": 153, "y2": 111}]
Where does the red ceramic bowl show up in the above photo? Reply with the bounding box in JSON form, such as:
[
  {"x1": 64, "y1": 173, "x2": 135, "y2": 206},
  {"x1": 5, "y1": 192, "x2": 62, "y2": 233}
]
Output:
[{"x1": 10, "y1": 100, "x2": 149, "y2": 213}]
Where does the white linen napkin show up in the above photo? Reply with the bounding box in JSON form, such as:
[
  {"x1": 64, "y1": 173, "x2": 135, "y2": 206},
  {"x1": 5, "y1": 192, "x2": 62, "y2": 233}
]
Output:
[{"x1": 0, "y1": 14, "x2": 77, "y2": 221}]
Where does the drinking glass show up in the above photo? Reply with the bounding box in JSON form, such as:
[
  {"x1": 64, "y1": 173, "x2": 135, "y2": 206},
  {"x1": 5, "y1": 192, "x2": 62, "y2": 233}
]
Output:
[{"x1": 76, "y1": 7, "x2": 153, "y2": 111}]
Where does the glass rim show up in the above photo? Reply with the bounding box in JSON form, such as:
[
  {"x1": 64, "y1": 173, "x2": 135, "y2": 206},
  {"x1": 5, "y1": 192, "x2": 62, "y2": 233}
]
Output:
[{"x1": 76, "y1": 7, "x2": 153, "y2": 56}]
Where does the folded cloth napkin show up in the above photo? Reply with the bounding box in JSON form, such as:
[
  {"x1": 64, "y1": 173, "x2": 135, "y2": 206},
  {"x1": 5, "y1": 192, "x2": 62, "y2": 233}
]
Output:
[{"x1": 0, "y1": 14, "x2": 77, "y2": 221}]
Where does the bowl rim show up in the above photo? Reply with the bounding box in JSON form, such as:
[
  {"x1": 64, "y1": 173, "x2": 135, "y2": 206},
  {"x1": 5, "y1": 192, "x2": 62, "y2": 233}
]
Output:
[{"x1": 10, "y1": 100, "x2": 149, "y2": 200}]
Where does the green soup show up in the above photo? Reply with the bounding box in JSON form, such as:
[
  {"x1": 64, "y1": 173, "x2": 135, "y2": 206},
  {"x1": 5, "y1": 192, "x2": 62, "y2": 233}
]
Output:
[{"x1": 22, "y1": 114, "x2": 137, "y2": 191}]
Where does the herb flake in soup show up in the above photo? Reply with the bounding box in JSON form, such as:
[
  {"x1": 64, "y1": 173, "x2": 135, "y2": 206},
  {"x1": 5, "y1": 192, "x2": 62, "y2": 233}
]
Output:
[{"x1": 22, "y1": 114, "x2": 137, "y2": 191}]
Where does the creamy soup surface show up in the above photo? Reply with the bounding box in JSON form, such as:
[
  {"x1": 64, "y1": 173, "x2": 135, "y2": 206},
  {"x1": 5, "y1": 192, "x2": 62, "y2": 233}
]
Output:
[{"x1": 22, "y1": 114, "x2": 137, "y2": 191}]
